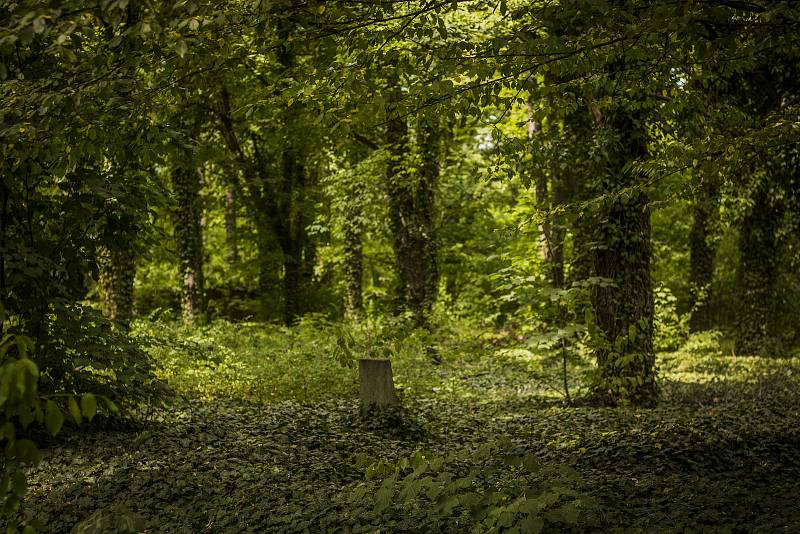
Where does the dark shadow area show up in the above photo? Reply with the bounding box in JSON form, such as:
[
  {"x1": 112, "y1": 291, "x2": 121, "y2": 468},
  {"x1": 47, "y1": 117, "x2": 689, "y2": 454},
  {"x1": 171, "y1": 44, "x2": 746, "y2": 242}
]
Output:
[{"x1": 25, "y1": 377, "x2": 800, "y2": 532}]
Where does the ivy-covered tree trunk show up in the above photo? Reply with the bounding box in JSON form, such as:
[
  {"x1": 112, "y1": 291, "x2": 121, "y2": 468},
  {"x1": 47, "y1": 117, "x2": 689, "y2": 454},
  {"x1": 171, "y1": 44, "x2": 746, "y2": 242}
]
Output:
[
  {"x1": 688, "y1": 175, "x2": 719, "y2": 332},
  {"x1": 225, "y1": 184, "x2": 238, "y2": 265},
  {"x1": 589, "y1": 112, "x2": 656, "y2": 406},
  {"x1": 98, "y1": 245, "x2": 136, "y2": 328},
  {"x1": 548, "y1": 178, "x2": 568, "y2": 289},
  {"x1": 343, "y1": 206, "x2": 364, "y2": 318},
  {"x1": 277, "y1": 147, "x2": 305, "y2": 326},
  {"x1": 385, "y1": 97, "x2": 439, "y2": 327},
  {"x1": 416, "y1": 119, "x2": 440, "y2": 308},
  {"x1": 301, "y1": 167, "x2": 319, "y2": 291},
  {"x1": 172, "y1": 166, "x2": 205, "y2": 325},
  {"x1": 560, "y1": 110, "x2": 594, "y2": 287},
  {"x1": 0, "y1": 184, "x2": 7, "y2": 335},
  {"x1": 255, "y1": 228, "x2": 282, "y2": 319},
  {"x1": 734, "y1": 186, "x2": 780, "y2": 355}
]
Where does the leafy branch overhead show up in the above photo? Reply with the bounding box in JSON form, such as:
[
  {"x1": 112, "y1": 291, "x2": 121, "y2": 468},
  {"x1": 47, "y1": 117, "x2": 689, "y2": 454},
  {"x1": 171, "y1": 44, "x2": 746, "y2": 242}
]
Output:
[{"x1": 1, "y1": 0, "x2": 798, "y2": 532}]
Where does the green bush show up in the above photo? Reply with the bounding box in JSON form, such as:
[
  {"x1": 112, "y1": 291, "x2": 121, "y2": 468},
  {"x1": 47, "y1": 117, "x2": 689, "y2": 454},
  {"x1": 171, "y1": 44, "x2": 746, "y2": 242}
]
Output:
[
  {"x1": 654, "y1": 284, "x2": 688, "y2": 351},
  {"x1": 0, "y1": 311, "x2": 119, "y2": 532},
  {"x1": 39, "y1": 306, "x2": 168, "y2": 413}
]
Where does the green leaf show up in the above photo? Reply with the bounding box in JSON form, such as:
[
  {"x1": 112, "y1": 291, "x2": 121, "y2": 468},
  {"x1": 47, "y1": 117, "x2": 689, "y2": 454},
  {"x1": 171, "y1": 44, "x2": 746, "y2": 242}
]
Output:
[
  {"x1": 555, "y1": 501, "x2": 580, "y2": 524},
  {"x1": 105, "y1": 398, "x2": 120, "y2": 415},
  {"x1": 69, "y1": 396, "x2": 82, "y2": 424},
  {"x1": 45, "y1": 400, "x2": 64, "y2": 436},
  {"x1": 0, "y1": 421, "x2": 14, "y2": 441},
  {"x1": 374, "y1": 485, "x2": 393, "y2": 514},
  {"x1": 0, "y1": 370, "x2": 10, "y2": 407},
  {"x1": 518, "y1": 515, "x2": 544, "y2": 533},
  {"x1": 81, "y1": 393, "x2": 97, "y2": 422}
]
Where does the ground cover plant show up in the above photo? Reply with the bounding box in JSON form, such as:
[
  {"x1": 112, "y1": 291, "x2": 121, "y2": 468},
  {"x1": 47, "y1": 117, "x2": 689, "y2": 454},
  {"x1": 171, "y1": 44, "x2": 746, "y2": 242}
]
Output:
[
  {"x1": 20, "y1": 321, "x2": 800, "y2": 532},
  {"x1": 2, "y1": 0, "x2": 799, "y2": 532}
]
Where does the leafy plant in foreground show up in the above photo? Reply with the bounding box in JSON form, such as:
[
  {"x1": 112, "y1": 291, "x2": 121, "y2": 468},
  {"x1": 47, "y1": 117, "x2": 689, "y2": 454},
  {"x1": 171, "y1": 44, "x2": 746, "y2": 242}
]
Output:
[
  {"x1": 346, "y1": 439, "x2": 598, "y2": 533},
  {"x1": 0, "y1": 316, "x2": 118, "y2": 532}
]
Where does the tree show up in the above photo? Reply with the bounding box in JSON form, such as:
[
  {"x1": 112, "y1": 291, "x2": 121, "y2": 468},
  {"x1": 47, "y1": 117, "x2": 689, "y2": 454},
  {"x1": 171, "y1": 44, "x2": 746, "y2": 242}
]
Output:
[
  {"x1": 172, "y1": 164, "x2": 206, "y2": 324},
  {"x1": 98, "y1": 219, "x2": 138, "y2": 329},
  {"x1": 688, "y1": 173, "x2": 719, "y2": 332},
  {"x1": 225, "y1": 183, "x2": 239, "y2": 265},
  {"x1": 385, "y1": 74, "x2": 441, "y2": 328},
  {"x1": 585, "y1": 109, "x2": 657, "y2": 405}
]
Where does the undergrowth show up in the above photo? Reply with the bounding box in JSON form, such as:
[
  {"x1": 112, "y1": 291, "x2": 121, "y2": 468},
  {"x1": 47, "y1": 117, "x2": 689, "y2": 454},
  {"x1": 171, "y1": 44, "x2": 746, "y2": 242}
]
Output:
[{"x1": 21, "y1": 319, "x2": 800, "y2": 532}]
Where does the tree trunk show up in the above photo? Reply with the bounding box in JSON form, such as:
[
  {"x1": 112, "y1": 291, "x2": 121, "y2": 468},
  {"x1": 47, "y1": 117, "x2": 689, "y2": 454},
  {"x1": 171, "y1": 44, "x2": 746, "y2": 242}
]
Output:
[
  {"x1": 275, "y1": 19, "x2": 312, "y2": 326},
  {"x1": 278, "y1": 153, "x2": 305, "y2": 326},
  {"x1": 98, "y1": 245, "x2": 136, "y2": 328},
  {"x1": 688, "y1": 175, "x2": 719, "y2": 332},
  {"x1": 549, "y1": 177, "x2": 568, "y2": 289},
  {"x1": 343, "y1": 205, "x2": 364, "y2": 318},
  {"x1": 528, "y1": 102, "x2": 552, "y2": 264},
  {"x1": 172, "y1": 166, "x2": 205, "y2": 324},
  {"x1": 528, "y1": 98, "x2": 570, "y2": 289},
  {"x1": 385, "y1": 82, "x2": 439, "y2": 327},
  {"x1": 589, "y1": 111, "x2": 657, "y2": 406},
  {"x1": 225, "y1": 184, "x2": 238, "y2": 265},
  {"x1": 562, "y1": 110, "x2": 595, "y2": 287},
  {"x1": 0, "y1": 184, "x2": 7, "y2": 336},
  {"x1": 301, "y1": 167, "x2": 319, "y2": 290},
  {"x1": 255, "y1": 229, "x2": 282, "y2": 320},
  {"x1": 734, "y1": 186, "x2": 780, "y2": 355}
]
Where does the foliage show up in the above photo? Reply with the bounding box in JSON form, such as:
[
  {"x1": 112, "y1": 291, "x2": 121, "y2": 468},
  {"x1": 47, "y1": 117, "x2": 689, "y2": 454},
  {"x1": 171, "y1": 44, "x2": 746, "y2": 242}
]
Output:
[
  {"x1": 0, "y1": 307, "x2": 118, "y2": 532},
  {"x1": 134, "y1": 317, "x2": 356, "y2": 404},
  {"x1": 134, "y1": 315, "x2": 502, "y2": 404},
  {"x1": 0, "y1": 331, "x2": 41, "y2": 532},
  {"x1": 2, "y1": 0, "x2": 800, "y2": 531},
  {"x1": 653, "y1": 284, "x2": 689, "y2": 352},
  {"x1": 347, "y1": 441, "x2": 597, "y2": 533},
  {"x1": 21, "y1": 329, "x2": 800, "y2": 532},
  {"x1": 39, "y1": 307, "x2": 167, "y2": 412}
]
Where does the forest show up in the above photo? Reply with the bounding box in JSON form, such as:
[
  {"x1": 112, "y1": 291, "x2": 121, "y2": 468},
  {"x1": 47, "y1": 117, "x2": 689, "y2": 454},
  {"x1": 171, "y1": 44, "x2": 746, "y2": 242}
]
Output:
[{"x1": 1, "y1": 0, "x2": 799, "y2": 532}]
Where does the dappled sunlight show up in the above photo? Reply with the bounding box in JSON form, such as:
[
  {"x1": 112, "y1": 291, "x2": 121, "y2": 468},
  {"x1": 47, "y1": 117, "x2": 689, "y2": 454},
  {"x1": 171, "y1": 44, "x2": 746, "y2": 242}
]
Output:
[{"x1": 3, "y1": 0, "x2": 798, "y2": 531}]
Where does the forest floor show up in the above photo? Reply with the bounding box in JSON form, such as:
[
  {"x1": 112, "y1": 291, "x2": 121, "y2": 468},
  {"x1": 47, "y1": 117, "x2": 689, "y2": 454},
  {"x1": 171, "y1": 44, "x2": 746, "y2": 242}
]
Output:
[{"x1": 24, "y1": 319, "x2": 800, "y2": 533}]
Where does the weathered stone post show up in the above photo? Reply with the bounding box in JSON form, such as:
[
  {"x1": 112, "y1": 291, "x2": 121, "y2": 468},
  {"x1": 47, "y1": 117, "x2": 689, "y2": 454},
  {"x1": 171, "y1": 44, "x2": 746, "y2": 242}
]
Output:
[{"x1": 359, "y1": 359, "x2": 399, "y2": 416}]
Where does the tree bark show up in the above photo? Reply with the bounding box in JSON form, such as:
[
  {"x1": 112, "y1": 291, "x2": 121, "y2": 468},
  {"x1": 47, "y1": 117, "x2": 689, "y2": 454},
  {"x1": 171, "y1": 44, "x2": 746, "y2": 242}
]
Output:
[
  {"x1": 343, "y1": 205, "x2": 364, "y2": 318},
  {"x1": 734, "y1": 185, "x2": 780, "y2": 355},
  {"x1": 385, "y1": 79, "x2": 439, "y2": 327},
  {"x1": 589, "y1": 111, "x2": 657, "y2": 406},
  {"x1": 172, "y1": 166, "x2": 205, "y2": 324},
  {"x1": 277, "y1": 148, "x2": 305, "y2": 326},
  {"x1": 528, "y1": 102, "x2": 553, "y2": 264},
  {"x1": 688, "y1": 174, "x2": 719, "y2": 332},
  {"x1": 225, "y1": 184, "x2": 238, "y2": 265},
  {"x1": 562, "y1": 110, "x2": 595, "y2": 287},
  {"x1": 531, "y1": 105, "x2": 582, "y2": 289},
  {"x1": 275, "y1": 19, "x2": 313, "y2": 326},
  {"x1": 0, "y1": 184, "x2": 7, "y2": 336},
  {"x1": 548, "y1": 177, "x2": 568, "y2": 289},
  {"x1": 98, "y1": 245, "x2": 136, "y2": 328}
]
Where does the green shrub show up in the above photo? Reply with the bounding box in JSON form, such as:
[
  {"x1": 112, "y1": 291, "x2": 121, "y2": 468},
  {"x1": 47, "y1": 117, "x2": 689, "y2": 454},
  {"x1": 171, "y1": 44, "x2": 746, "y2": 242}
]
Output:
[
  {"x1": 1, "y1": 308, "x2": 119, "y2": 532},
  {"x1": 681, "y1": 330, "x2": 724, "y2": 355},
  {"x1": 654, "y1": 284, "x2": 688, "y2": 351},
  {"x1": 39, "y1": 305, "x2": 168, "y2": 413},
  {"x1": 133, "y1": 317, "x2": 359, "y2": 403}
]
